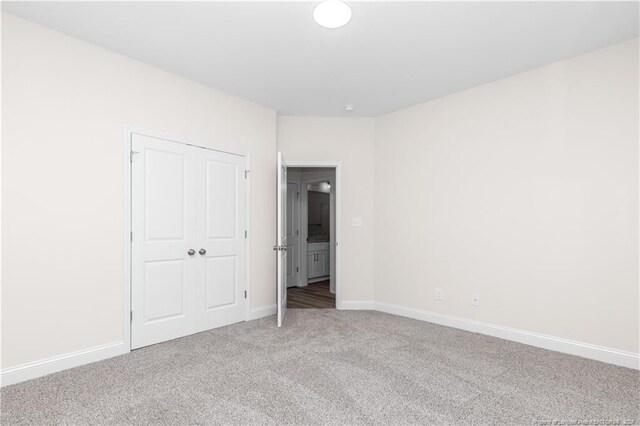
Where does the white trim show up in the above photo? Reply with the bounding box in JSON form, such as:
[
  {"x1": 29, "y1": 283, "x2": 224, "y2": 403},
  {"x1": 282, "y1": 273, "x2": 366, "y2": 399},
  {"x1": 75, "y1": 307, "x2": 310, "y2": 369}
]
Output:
[
  {"x1": 3, "y1": 305, "x2": 634, "y2": 388},
  {"x1": 123, "y1": 128, "x2": 133, "y2": 353},
  {"x1": 286, "y1": 180, "x2": 302, "y2": 288},
  {"x1": 339, "y1": 300, "x2": 375, "y2": 310},
  {"x1": 373, "y1": 302, "x2": 640, "y2": 370},
  {"x1": 286, "y1": 161, "x2": 343, "y2": 308},
  {"x1": 247, "y1": 304, "x2": 277, "y2": 320},
  {"x1": 244, "y1": 154, "x2": 252, "y2": 322},
  {"x1": 299, "y1": 182, "x2": 308, "y2": 286},
  {"x1": 1, "y1": 341, "x2": 125, "y2": 387}
]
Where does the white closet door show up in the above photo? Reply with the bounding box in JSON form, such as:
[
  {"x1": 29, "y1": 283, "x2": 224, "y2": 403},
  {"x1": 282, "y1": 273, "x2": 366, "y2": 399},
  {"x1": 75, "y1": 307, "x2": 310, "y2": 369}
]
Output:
[
  {"x1": 131, "y1": 134, "x2": 197, "y2": 349},
  {"x1": 195, "y1": 148, "x2": 246, "y2": 331}
]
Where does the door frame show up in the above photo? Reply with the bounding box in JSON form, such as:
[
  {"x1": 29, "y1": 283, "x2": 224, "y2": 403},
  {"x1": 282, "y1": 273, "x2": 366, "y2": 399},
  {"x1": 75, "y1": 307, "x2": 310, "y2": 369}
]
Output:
[
  {"x1": 286, "y1": 180, "x2": 301, "y2": 288},
  {"x1": 285, "y1": 161, "x2": 342, "y2": 309},
  {"x1": 123, "y1": 128, "x2": 252, "y2": 353},
  {"x1": 300, "y1": 177, "x2": 334, "y2": 287}
]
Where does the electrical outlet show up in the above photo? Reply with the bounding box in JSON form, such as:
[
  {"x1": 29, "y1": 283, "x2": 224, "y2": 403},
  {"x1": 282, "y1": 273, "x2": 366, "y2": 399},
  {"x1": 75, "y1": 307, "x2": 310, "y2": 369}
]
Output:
[
  {"x1": 472, "y1": 294, "x2": 480, "y2": 306},
  {"x1": 351, "y1": 217, "x2": 363, "y2": 227},
  {"x1": 435, "y1": 288, "x2": 443, "y2": 301}
]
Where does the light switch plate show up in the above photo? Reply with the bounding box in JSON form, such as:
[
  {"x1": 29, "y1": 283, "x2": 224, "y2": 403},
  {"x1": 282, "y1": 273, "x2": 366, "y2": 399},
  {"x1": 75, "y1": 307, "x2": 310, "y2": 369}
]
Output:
[{"x1": 352, "y1": 217, "x2": 363, "y2": 227}]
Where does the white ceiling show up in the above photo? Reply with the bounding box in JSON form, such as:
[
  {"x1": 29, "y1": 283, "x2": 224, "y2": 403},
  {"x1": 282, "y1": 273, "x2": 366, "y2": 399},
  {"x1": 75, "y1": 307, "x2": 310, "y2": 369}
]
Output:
[{"x1": 3, "y1": 1, "x2": 638, "y2": 117}]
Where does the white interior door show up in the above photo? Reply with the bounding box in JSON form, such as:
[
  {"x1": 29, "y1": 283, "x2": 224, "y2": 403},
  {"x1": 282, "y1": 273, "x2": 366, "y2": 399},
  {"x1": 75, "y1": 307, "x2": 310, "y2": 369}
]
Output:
[
  {"x1": 286, "y1": 182, "x2": 300, "y2": 288},
  {"x1": 131, "y1": 133, "x2": 247, "y2": 349},
  {"x1": 276, "y1": 152, "x2": 288, "y2": 327},
  {"x1": 195, "y1": 148, "x2": 246, "y2": 331},
  {"x1": 131, "y1": 134, "x2": 197, "y2": 349}
]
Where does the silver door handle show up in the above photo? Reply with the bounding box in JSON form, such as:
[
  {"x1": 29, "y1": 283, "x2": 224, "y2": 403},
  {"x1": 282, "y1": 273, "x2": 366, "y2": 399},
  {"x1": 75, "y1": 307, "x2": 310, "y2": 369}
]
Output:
[
  {"x1": 199, "y1": 248, "x2": 206, "y2": 255},
  {"x1": 188, "y1": 249, "x2": 195, "y2": 256}
]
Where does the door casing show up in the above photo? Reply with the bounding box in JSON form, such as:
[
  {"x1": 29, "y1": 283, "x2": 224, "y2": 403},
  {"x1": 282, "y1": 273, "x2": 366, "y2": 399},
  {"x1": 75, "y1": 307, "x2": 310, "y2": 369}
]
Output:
[
  {"x1": 286, "y1": 181, "x2": 301, "y2": 288},
  {"x1": 123, "y1": 128, "x2": 252, "y2": 353}
]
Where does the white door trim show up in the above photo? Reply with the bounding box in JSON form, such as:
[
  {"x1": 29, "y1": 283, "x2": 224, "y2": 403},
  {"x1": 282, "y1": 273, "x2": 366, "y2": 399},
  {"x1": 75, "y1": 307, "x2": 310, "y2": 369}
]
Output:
[
  {"x1": 123, "y1": 128, "x2": 251, "y2": 353},
  {"x1": 123, "y1": 129, "x2": 133, "y2": 354},
  {"x1": 286, "y1": 180, "x2": 301, "y2": 288},
  {"x1": 285, "y1": 161, "x2": 342, "y2": 309}
]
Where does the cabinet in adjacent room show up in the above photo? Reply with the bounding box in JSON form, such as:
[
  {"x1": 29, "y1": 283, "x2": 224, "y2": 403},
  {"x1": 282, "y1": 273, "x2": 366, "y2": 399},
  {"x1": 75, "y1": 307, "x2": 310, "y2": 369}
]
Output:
[{"x1": 307, "y1": 242, "x2": 330, "y2": 280}]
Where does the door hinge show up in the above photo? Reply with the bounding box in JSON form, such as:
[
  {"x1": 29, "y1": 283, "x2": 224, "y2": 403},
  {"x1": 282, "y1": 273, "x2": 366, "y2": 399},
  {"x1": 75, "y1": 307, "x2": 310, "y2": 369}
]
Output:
[
  {"x1": 296, "y1": 267, "x2": 299, "y2": 272},
  {"x1": 130, "y1": 311, "x2": 133, "y2": 322},
  {"x1": 244, "y1": 290, "x2": 247, "y2": 299},
  {"x1": 297, "y1": 192, "x2": 300, "y2": 198},
  {"x1": 130, "y1": 150, "x2": 139, "y2": 163},
  {"x1": 130, "y1": 231, "x2": 133, "y2": 242},
  {"x1": 296, "y1": 229, "x2": 299, "y2": 235},
  {"x1": 245, "y1": 170, "x2": 250, "y2": 179},
  {"x1": 245, "y1": 230, "x2": 247, "y2": 239}
]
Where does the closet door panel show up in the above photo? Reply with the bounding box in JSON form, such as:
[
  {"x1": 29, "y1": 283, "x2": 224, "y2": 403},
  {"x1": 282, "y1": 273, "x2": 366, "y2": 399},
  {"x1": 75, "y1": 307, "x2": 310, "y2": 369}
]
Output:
[
  {"x1": 196, "y1": 148, "x2": 246, "y2": 331},
  {"x1": 131, "y1": 134, "x2": 197, "y2": 350}
]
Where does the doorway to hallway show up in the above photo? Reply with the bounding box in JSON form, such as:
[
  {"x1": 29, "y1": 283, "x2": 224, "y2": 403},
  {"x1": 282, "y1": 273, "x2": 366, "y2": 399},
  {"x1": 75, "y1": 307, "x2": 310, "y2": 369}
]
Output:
[{"x1": 285, "y1": 166, "x2": 338, "y2": 310}]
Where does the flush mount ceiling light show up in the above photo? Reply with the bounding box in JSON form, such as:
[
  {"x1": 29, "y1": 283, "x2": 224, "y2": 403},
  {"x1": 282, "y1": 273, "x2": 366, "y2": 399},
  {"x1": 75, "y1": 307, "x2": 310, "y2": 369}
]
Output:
[
  {"x1": 344, "y1": 104, "x2": 355, "y2": 112},
  {"x1": 313, "y1": 0, "x2": 352, "y2": 29}
]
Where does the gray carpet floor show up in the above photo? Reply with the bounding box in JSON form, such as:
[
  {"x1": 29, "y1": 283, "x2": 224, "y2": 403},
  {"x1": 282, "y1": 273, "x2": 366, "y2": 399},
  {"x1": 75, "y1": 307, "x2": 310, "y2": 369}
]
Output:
[{"x1": 1, "y1": 309, "x2": 638, "y2": 425}]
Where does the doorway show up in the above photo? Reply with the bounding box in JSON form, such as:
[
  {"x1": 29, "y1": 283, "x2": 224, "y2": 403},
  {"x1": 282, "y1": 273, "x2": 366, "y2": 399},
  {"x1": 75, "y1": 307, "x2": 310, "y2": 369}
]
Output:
[{"x1": 285, "y1": 166, "x2": 337, "y2": 309}]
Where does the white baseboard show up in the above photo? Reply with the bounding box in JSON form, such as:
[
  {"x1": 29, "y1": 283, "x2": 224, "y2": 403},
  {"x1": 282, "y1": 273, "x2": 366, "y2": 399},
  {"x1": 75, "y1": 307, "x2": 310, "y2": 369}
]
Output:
[
  {"x1": 4, "y1": 302, "x2": 636, "y2": 388},
  {"x1": 1, "y1": 341, "x2": 125, "y2": 387},
  {"x1": 247, "y1": 304, "x2": 276, "y2": 320},
  {"x1": 373, "y1": 301, "x2": 639, "y2": 370},
  {"x1": 338, "y1": 300, "x2": 375, "y2": 310},
  {"x1": 3, "y1": 305, "x2": 276, "y2": 387}
]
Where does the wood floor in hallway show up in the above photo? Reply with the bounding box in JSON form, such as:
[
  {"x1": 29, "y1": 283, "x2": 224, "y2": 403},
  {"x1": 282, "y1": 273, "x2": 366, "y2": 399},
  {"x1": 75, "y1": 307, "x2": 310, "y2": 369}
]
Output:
[{"x1": 287, "y1": 280, "x2": 335, "y2": 309}]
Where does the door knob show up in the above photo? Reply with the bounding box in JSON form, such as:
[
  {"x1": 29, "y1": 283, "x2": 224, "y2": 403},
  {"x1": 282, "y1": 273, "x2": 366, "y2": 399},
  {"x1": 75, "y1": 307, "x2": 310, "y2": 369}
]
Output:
[
  {"x1": 199, "y1": 248, "x2": 206, "y2": 255},
  {"x1": 188, "y1": 249, "x2": 195, "y2": 256}
]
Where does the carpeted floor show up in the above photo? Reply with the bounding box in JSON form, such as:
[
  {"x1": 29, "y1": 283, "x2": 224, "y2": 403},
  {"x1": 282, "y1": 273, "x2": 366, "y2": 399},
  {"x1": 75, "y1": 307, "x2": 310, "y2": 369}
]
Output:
[{"x1": 1, "y1": 310, "x2": 638, "y2": 425}]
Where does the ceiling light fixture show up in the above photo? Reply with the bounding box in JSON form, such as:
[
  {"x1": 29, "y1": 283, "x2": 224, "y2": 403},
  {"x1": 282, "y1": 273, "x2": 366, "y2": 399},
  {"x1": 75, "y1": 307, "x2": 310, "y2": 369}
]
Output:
[
  {"x1": 313, "y1": 0, "x2": 352, "y2": 29},
  {"x1": 344, "y1": 104, "x2": 355, "y2": 112}
]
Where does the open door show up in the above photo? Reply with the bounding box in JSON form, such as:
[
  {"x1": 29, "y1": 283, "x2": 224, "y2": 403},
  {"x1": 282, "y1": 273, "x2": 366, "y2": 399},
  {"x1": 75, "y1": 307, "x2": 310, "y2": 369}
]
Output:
[{"x1": 276, "y1": 152, "x2": 288, "y2": 327}]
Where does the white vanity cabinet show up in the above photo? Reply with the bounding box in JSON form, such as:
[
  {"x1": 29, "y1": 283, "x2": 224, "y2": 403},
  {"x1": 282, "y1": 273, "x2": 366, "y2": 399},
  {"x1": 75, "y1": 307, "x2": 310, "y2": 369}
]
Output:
[{"x1": 307, "y1": 242, "x2": 330, "y2": 280}]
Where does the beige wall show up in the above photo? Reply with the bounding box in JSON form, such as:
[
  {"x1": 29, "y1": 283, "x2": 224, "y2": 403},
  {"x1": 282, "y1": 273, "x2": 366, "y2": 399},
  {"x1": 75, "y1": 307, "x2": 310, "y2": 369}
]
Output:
[
  {"x1": 374, "y1": 39, "x2": 639, "y2": 353},
  {"x1": 1, "y1": 14, "x2": 276, "y2": 368},
  {"x1": 277, "y1": 117, "x2": 375, "y2": 302}
]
